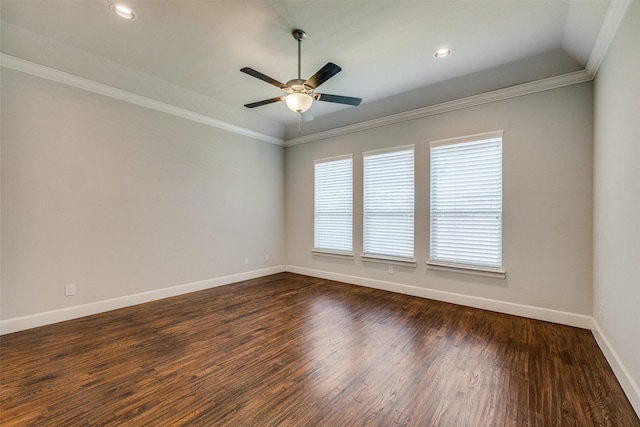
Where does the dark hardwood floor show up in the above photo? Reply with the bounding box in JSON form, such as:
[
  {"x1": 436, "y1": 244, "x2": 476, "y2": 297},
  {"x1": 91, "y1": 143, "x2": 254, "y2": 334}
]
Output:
[{"x1": 1, "y1": 272, "x2": 638, "y2": 426}]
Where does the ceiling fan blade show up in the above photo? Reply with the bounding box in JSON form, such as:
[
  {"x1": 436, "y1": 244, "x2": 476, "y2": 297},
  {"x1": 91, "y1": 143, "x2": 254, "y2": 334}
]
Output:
[
  {"x1": 244, "y1": 97, "x2": 284, "y2": 109},
  {"x1": 240, "y1": 67, "x2": 287, "y2": 89},
  {"x1": 301, "y1": 110, "x2": 314, "y2": 122},
  {"x1": 316, "y1": 93, "x2": 362, "y2": 106},
  {"x1": 304, "y1": 62, "x2": 341, "y2": 89}
]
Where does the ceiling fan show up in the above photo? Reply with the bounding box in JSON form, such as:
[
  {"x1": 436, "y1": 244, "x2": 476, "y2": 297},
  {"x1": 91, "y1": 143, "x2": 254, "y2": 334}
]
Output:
[{"x1": 240, "y1": 29, "x2": 362, "y2": 118}]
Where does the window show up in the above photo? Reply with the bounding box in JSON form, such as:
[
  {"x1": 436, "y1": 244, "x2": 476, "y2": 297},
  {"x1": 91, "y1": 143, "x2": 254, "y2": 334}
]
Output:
[
  {"x1": 363, "y1": 146, "x2": 415, "y2": 262},
  {"x1": 314, "y1": 155, "x2": 353, "y2": 255},
  {"x1": 429, "y1": 132, "x2": 504, "y2": 276}
]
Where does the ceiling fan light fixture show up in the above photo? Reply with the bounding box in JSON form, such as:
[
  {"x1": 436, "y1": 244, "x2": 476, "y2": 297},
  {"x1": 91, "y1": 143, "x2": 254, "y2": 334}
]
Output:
[{"x1": 285, "y1": 92, "x2": 313, "y2": 113}]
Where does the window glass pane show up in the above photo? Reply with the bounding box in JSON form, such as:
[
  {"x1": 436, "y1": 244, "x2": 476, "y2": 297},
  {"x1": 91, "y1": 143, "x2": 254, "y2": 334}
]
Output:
[
  {"x1": 363, "y1": 147, "x2": 415, "y2": 260},
  {"x1": 430, "y1": 136, "x2": 502, "y2": 269},
  {"x1": 314, "y1": 156, "x2": 353, "y2": 253}
]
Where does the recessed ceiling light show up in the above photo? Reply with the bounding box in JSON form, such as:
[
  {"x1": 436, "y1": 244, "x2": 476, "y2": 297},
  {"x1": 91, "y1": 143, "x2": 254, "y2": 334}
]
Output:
[
  {"x1": 434, "y1": 48, "x2": 452, "y2": 59},
  {"x1": 110, "y1": 3, "x2": 136, "y2": 20}
]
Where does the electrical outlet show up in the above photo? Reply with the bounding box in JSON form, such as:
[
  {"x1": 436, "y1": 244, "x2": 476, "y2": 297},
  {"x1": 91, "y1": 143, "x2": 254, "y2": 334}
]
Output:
[
  {"x1": 65, "y1": 284, "x2": 76, "y2": 297},
  {"x1": 265, "y1": 254, "x2": 270, "y2": 262},
  {"x1": 388, "y1": 265, "x2": 393, "y2": 274},
  {"x1": 600, "y1": 302, "x2": 604, "y2": 314},
  {"x1": 244, "y1": 257, "x2": 249, "y2": 265}
]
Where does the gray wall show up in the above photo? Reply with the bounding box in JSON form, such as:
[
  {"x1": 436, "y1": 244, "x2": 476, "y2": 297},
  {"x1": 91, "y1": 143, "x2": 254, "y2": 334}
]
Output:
[
  {"x1": 593, "y1": 0, "x2": 640, "y2": 410},
  {"x1": 0, "y1": 65, "x2": 596, "y2": 325},
  {"x1": 1, "y1": 69, "x2": 285, "y2": 321},
  {"x1": 286, "y1": 82, "x2": 593, "y2": 316}
]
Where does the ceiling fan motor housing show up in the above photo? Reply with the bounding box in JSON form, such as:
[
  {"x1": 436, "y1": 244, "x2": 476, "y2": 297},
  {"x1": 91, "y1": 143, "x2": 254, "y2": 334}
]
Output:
[{"x1": 286, "y1": 78, "x2": 313, "y2": 94}]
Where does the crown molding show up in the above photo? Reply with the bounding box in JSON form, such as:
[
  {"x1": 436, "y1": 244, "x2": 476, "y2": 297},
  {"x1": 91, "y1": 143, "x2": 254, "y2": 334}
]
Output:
[
  {"x1": 0, "y1": 53, "x2": 592, "y2": 149},
  {"x1": 286, "y1": 69, "x2": 592, "y2": 146},
  {"x1": 585, "y1": 0, "x2": 632, "y2": 77},
  {"x1": 0, "y1": 53, "x2": 285, "y2": 146}
]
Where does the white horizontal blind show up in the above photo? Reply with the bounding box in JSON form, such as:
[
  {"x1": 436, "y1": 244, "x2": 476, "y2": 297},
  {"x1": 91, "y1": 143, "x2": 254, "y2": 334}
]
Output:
[
  {"x1": 363, "y1": 147, "x2": 414, "y2": 260},
  {"x1": 430, "y1": 135, "x2": 502, "y2": 270},
  {"x1": 314, "y1": 155, "x2": 353, "y2": 254}
]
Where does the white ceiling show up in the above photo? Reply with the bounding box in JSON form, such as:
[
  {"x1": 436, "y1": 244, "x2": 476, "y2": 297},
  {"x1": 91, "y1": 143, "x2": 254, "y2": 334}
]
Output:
[{"x1": 0, "y1": 1, "x2": 612, "y2": 140}]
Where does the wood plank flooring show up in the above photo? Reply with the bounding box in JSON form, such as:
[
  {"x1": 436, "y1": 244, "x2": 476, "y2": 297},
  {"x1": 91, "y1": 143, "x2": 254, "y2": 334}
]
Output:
[{"x1": 1, "y1": 272, "x2": 638, "y2": 426}]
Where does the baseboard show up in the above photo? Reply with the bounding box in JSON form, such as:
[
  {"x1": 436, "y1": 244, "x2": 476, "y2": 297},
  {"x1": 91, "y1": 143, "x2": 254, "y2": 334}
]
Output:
[
  {"x1": 285, "y1": 265, "x2": 593, "y2": 329},
  {"x1": 591, "y1": 318, "x2": 640, "y2": 416},
  {"x1": 0, "y1": 266, "x2": 286, "y2": 335}
]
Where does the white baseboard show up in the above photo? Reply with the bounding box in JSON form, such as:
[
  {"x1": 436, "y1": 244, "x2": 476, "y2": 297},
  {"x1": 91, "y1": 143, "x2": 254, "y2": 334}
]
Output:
[
  {"x1": 285, "y1": 265, "x2": 593, "y2": 329},
  {"x1": 591, "y1": 319, "x2": 640, "y2": 416},
  {"x1": 0, "y1": 266, "x2": 286, "y2": 335}
]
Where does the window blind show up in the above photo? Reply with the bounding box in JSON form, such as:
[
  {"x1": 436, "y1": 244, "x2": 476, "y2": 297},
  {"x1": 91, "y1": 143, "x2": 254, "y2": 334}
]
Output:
[
  {"x1": 314, "y1": 155, "x2": 353, "y2": 254},
  {"x1": 363, "y1": 146, "x2": 415, "y2": 260},
  {"x1": 429, "y1": 135, "x2": 502, "y2": 270}
]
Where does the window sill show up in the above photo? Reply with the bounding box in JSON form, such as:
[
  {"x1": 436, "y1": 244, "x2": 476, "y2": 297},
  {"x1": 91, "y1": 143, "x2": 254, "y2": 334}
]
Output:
[
  {"x1": 312, "y1": 250, "x2": 355, "y2": 259},
  {"x1": 427, "y1": 262, "x2": 506, "y2": 279},
  {"x1": 362, "y1": 254, "x2": 417, "y2": 268}
]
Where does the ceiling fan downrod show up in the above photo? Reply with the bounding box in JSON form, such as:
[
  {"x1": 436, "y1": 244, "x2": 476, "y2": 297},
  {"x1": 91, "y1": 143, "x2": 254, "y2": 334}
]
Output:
[{"x1": 292, "y1": 29, "x2": 306, "y2": 80}]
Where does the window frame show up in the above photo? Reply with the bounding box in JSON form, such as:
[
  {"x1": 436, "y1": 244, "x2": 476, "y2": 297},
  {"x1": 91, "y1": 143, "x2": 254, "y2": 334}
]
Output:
[
  {"x1": 428, "y1": 131, "x2": 505, "y2": 279},
  {"x1": 313, "y1": 154, "x2": 354, "y2": 257},
  {"x1": 362, "y1": 145, "x2": 416, "y2": 264}
]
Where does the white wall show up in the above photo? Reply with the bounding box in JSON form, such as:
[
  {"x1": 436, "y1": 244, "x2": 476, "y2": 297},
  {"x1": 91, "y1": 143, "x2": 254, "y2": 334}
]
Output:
[
  {"x1": 286, "y1": 82, "x2": 594, "y2": 322},
  {"x1": 1, "y1": 69, "x2": 286, "y2": 330},
  {"x1": 593, "y1": 0, "x2": 640, "y2": 412}
]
